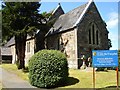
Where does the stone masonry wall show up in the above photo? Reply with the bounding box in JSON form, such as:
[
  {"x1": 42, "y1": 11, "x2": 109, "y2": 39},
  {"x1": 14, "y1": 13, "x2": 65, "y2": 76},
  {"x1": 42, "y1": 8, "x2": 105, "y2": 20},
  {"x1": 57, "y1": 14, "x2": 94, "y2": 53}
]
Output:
[
  {"x1": 46, "y1": 29, "x2": 78, "y2": 69},
  {"x1": 25, "y1": 39, "x2": 35, "y2": 65},
  {"x1": 11, "y1": 38, "x2": 35, "y2": 65},
  {"x1": 11, "y1": 45, "x2": 17, "y2": 64},
  {"x1": 77, "y1": 2, "x2": 109, "y2": 60}
]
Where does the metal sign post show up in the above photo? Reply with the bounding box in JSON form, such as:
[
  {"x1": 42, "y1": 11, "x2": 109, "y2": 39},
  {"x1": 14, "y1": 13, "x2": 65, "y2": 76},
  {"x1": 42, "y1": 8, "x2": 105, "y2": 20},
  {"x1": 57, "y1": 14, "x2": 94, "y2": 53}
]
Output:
[
  {"x1": 93, "y1": 67, "x2": 95, "y2": 89},
  {"x1": 116, "y1": 67, "x2": 119, "y2": 89}
]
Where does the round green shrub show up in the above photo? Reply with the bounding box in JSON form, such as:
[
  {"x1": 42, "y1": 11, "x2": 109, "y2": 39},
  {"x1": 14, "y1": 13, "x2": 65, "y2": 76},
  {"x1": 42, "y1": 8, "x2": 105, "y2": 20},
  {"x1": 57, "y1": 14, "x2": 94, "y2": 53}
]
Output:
[{"x1": 28, "y1": 50, "x2": 69, "y2": 88}]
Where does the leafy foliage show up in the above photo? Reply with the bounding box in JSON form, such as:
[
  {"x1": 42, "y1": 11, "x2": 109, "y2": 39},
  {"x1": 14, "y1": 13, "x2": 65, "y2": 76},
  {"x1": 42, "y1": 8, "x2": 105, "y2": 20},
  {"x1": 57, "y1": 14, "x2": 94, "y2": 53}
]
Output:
[
  {"x1": 108, "y1": 39, "x2": 112, "y2": 49},
  {"x1": 28, "y1": 50, "x2": 69, "y2": 88},
  {"x1": 2, "y1": 2, "x2": 46, "y2": 69},
  {"x1": 2, "y1": 2, "x2": 42, "y2": 39}
]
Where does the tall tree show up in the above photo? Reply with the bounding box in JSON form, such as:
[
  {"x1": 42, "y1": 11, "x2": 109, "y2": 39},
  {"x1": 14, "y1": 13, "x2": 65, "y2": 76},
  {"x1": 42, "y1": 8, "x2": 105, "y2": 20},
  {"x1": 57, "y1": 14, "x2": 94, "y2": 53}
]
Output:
[
  {"x1": 34, "y1": 12, "x2": 52, "y2": 52},
  {"x1": 2, "y1": 2, "x2": 45, "y2": 69},
  {"x1": 108, "y1": 39, "x2": 112, "y2": 49}
]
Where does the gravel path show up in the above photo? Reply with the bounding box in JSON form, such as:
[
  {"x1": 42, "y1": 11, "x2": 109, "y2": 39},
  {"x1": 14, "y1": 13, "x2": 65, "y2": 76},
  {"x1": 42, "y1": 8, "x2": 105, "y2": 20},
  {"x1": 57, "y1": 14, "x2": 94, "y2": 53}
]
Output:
[{"x1": 0, "y1": 67, "x2": 36, "y2": 89}]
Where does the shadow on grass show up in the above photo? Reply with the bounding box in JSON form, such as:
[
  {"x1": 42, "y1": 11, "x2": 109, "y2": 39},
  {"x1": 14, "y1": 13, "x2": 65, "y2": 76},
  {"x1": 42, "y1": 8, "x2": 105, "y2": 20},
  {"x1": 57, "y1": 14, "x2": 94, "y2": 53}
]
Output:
[
  {"x1": 97, "y1": 86, "x2": 120, "y2": 90},
  {"x1": 37, "y1": 77, "x2": 79, "y2": 89},
  {"x1": 56, "y1": 77, "x2": 79, "y2": 88},
  {"x1": 22, "y1": 67, "x2": 29, "y2": 73}
]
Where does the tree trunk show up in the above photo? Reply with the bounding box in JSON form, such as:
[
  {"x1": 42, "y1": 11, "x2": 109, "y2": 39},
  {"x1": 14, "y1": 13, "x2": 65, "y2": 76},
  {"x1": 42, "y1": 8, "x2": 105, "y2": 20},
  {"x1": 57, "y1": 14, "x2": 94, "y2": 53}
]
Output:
[
  {"x1": 15, "y1": 33, "x2": 27, "y2": 69},
  {"x1": 34, "y1": 31, "x2": 46, "y2": 53}
]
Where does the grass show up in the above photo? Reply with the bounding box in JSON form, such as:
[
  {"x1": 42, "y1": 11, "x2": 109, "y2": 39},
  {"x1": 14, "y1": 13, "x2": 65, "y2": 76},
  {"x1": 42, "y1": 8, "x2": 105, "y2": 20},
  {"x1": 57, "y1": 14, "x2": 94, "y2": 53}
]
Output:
[
  {"x1": 0, "y1": 81, "x2": 2, "y2": 90},
  {"x1": 0, "y1": 78, "x2": 1, "y2": 89},
  {"x1": 1, "y1": 64, "x2": 120, "y2": 89},
  {"x1": 63, "y1": 69, "x2": 120, "y2": 88},
  {"x1": 0, "y1": 65, "x2": 2, "y2": 89}
]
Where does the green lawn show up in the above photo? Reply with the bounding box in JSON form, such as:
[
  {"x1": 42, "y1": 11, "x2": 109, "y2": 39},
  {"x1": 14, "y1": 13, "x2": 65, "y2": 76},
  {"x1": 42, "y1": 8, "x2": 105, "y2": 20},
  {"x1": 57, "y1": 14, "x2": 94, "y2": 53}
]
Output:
[
  {"x1": 63, "y1": 69, "x2": 120, "y2": 88},
  {"x1": 1, "y1": 64, "x2": 120, "y2": 89},
  {"x1": 0, "y1": 65, "x2": 2, "y2": 89},
  {"x1": 0, "y1": 81, "x2": 2, "y2": 90}
]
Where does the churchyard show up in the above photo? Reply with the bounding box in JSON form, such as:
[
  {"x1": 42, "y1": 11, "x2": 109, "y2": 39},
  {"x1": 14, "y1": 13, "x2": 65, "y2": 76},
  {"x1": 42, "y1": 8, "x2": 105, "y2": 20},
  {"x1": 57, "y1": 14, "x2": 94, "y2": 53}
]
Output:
[{"x1": 1, "y1": 64, "x2": 120, "y2": 89}]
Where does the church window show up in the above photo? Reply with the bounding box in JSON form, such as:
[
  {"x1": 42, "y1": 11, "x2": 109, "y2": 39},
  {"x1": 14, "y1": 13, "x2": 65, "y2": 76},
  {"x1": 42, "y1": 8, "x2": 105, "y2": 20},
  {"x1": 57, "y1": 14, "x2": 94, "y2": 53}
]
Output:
[
  {"x1": 89, "y1": 29, "x2": 91, "y2": 44},
  {"x1": 88, "y1": 23, "x2": 99, "y2": 45},
  {"x1": 96, "y1": 30, "x2": 99, "y2": 45},
  {"x1": 27, "y1": 42, "x2": 30, "y2": 53},
  {"x1": 92, "y1": 24, "x2": 95, "y2": 44}
]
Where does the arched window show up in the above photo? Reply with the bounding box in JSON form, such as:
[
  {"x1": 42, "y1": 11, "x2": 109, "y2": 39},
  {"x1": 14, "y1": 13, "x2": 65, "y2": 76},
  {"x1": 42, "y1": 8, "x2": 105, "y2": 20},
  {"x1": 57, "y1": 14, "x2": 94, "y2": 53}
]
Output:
[
  {"x1": 96, "y1": 30, "x2": 99, "y2": 45},
  {"x1": 88, "y1": 23, "x2": 99, "y2": 45},
  {"x1": 92, "y1": 24, "x2": 95, "y2": 44},
  {"x1": 89, "y1": 29, "x2": 91, "y2": 44},
  {"x1": 27, "y1": 42, "x2": 30, "y2": 52}
]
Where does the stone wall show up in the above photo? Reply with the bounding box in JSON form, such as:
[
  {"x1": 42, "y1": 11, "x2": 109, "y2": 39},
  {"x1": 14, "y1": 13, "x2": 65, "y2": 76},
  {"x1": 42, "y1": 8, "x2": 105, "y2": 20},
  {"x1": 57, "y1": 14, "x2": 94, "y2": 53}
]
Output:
[
  {"x1": 46, "y1": 34, "x2": 59, "y2": 50},
  {"x1": 46, "y1": 29, "x2": 78, "y2": 69},
  {"x1": 25, "y1": 39, "x2": 35, "y2": 65},
  {"x1": 46, "y1": 2, "x2": 109, "y2": 68},
  {"x1": 77, "y1": 2, "x2": 109, "y2": 60},
  {"x1": 11, "y1": 45, "x2": 17, "y2": 64},
  {"x1": 11, "y1": 38, "x2": 35, "y2": 65}
]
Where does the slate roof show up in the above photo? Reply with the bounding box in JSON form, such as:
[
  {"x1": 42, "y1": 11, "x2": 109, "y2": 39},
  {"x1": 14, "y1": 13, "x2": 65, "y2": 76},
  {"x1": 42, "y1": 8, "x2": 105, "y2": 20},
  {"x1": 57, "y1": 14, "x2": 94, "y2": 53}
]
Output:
[
  {"x1": 1, "y1": 47, "x2": 12, "y2": 56},
  {"x1": 5, "y1": 4, "x2": 65, "y2": 47},
  {"x1": 5, "y1": 35, "x2": 34, "y2": 47},
  {"x1": 49, "y1": 3, "x2": 64, "y2": 20},
  {"x1": 46, "y1": 3, "x2": 88, "y2": 36},
  {"x1": 5, "y1": 37, "x2": 15, "y2": 47}
]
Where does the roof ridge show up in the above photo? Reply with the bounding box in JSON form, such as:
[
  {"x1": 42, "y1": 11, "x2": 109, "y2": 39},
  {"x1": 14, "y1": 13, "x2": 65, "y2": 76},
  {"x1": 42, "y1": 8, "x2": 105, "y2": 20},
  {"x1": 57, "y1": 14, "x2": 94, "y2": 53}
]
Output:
[
  {"x1": 46, "y1": 0, "x2": 95, "y2": 36},
  {"x1": 57, "y1": 3, "x2": 88, "y2": 20},
  {"x1": 52, "y1": 3, "x2": 62, "y2": 15},
  {"x1": 73, "y1": 0, "x2": 93, "y2": 27},
  {"x1": 66, "y1": 3, "x2": 88, "y2": 15}
]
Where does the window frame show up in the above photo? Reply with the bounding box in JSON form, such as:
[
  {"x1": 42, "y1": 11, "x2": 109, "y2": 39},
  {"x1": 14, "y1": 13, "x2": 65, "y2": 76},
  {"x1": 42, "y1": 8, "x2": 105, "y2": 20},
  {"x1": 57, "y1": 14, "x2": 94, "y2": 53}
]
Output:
[{"x1": 27, "y1": 41, "x2": 30, "y2": 53}]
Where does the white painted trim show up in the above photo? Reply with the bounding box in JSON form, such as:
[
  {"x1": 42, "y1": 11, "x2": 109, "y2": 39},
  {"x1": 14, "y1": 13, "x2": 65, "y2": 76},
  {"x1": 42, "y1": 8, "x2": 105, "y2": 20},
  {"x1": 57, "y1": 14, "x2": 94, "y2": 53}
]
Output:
[
  {"x1": 73, "y1": 0, "x2": 93, "y2": 27},
  {"x1": 45, "y1": 4, "x2": 61, "y2": 37},
  {"x1": 52, "y1": 4, "x2": 61, "y2": 15}
]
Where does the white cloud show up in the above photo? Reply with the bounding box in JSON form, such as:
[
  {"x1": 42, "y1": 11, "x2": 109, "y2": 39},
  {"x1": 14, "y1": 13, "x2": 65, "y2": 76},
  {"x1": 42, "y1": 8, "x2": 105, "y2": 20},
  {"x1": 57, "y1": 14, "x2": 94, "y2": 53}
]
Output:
[
  {"x1": 106, "y1": 12, "x2": 118, "y2": 29},
  {"x1": 109, "y1": 33, "x2": 118, "y2": 50},
  {"x1": 109, "y1": 33, "x2": 118, "y2": 41}
]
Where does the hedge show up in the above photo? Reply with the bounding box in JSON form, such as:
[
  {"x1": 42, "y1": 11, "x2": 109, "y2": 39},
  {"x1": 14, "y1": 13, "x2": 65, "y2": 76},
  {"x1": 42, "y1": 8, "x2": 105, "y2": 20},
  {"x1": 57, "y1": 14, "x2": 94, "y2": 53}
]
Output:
[{"x1": 28, "y1": 50, "x2": 69, "y2": 88}]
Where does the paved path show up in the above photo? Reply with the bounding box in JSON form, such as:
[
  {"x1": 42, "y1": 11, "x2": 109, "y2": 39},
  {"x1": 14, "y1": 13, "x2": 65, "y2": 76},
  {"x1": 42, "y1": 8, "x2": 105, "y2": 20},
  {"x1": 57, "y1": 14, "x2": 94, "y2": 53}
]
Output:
[{"x1": 0, "y1": 67, "x2": 36, "y2": 88}]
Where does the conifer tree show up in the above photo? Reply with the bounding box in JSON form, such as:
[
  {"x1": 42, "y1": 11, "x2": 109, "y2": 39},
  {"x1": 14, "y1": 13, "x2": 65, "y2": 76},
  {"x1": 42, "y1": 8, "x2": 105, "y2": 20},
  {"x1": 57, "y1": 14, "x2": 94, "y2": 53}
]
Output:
[{"x1": 2, "y1": 2, "x2": 45, "y2": 69}]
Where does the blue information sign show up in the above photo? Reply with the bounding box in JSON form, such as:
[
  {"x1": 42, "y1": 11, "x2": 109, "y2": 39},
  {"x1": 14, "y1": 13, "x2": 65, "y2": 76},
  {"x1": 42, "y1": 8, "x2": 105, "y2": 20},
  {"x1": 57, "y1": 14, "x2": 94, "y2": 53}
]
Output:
[{"x1": 92, "y1": 50, "x2": 118, "y2": 67}]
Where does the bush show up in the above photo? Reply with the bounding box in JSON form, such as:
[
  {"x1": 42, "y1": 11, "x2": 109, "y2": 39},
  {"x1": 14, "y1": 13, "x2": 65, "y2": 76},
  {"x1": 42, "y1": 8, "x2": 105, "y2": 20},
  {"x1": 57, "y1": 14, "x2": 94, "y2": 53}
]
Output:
[{"x1": 28, "y1": 50, "x2": 69, "y2": 88}]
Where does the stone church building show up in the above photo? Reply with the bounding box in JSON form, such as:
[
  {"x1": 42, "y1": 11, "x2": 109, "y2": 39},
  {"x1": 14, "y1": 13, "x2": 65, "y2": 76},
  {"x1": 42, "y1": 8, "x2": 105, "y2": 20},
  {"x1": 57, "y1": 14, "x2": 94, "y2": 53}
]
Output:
[
  {"x1": 3, "y1": 0, "x2": 109, "y2": 69},
  {"x1": 46, "y1": 0, "x2": 109, "y2": 68}
]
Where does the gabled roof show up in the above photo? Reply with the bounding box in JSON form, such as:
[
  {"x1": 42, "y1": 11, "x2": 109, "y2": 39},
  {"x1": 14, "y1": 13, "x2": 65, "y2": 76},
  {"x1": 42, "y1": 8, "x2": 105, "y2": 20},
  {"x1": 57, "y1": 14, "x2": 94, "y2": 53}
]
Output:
[
  {"x1": 5, "y1": 4, "x2": 64, "y2": 47},
  {"x1": 46, "y1": 0, "x2": 94, "y2": 36},
  {"x1": 36, "y1": 3, "x2": 65, "y2": 36},
  {"x1": 5, "y1": 37, "x2": 15, "y2": 47},
  {"x1": 5, "y1": 35, "x2": 34, "y2": 47},
  {"x1": 49, "y1": 3, "x2": 64, "y2": 21},
  {"x1": 52, "y1": 3, "x2": 64, "y2": 15}
]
